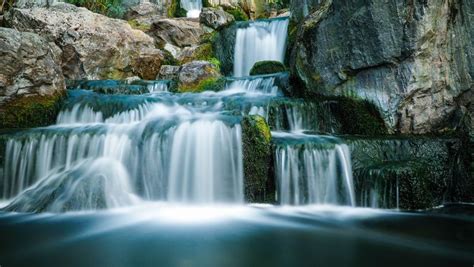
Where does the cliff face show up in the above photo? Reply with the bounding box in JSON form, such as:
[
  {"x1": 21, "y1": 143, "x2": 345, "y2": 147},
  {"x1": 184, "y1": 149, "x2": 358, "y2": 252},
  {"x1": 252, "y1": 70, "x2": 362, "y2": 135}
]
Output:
[{"x1": 290, "y1": 0, "x2": 473, "y2": 134}]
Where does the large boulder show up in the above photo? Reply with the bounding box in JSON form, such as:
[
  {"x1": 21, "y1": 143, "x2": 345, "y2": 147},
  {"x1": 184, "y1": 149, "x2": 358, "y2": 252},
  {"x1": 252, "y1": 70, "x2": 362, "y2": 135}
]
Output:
[
  {"x1": 5, "y1": 3, "x2": 165, "y2": 80},
  {"x1": 290, "y1": 0, "x2": 473, "y2": 134},
  {"x1": 0, "y1": 27, "x2": 65, "y2": 128},
  {"x1": 199, "y1": 7, "x2": 235, "y2": 30},
  {"x1": 149, "y1": 18, "x2": 206, "y2": 48}
]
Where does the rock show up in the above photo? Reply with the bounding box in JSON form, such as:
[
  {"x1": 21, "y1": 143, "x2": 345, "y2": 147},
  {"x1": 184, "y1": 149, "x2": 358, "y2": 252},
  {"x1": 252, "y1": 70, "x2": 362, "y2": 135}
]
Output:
[
  {"x1": 149, "y1": 18, "x2": 205, "y2": 48},
  {"x1": 5, "y1": 3, "x2": 165, "y2": 80},
  {"x1": 14, "y1": 0, "x2": 59, "y2": 8},
  {"x1": 124, "y1": 2, "x2": 163, "y2": 20},
  {"x1": 0, "y1": 27, "x2": 65, "y2": 128},
  {"x1": 241, "y1": 115, "x2": 273, "y2": 202},
  {"x1": 290, "y1": 0, "x2": 474, "y2": 134},
  {"x1": 178, "y1": 60, "x2": 221, "y2": 92},
  {"x1": 177, "y1": 43, "x2": 216, "y2": 64},
  {"x1": 250, "y1": 60, "x2": 286, "y2": 75},
  {"x1": 157, "y1": 65, "x2": 181, "y2": 80},
  {"x1": 199, "y1": 7, "x2": 235, "y2": 30}
]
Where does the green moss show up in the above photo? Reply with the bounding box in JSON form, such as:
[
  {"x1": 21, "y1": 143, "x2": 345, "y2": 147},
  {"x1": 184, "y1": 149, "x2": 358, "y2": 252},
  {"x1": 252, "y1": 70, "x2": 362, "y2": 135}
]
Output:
[
  {"x1": 241, "y1": 115, "x2": 273, "y2": 203},
  {"x1": 178, "y1": 77, "x2": 225, "y2": 93},
  {"x1": 250, "y1": 60, "x2": 287, "y2": 76},
  {"x1": 127, "y1": 19, "x2": 151, "y2": 31},
  {"x1": 0, "y1": 92, "x2": 64, "y2": 129},
  {"x1": 330, "y1": 96, "x2": 388, "y2": 135},
  {"x1": 168, "y1": 0, "x2": 187, "y2": 18},
  {"x1": 224, "y1": 7, "x2": 249, "y2": 21}
]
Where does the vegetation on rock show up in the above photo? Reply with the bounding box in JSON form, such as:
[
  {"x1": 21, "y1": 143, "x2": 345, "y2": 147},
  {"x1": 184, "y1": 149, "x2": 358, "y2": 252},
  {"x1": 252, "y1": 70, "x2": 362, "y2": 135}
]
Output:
[
  {"x1": 64, "y1": 0, "x2": 125, "y2": 18},
  {"x1": 0, "y1": 92, "x2": 64, "y2": 129},
  {"x1": 241, "y1": 115, "x2": 273, "y2": 203},
  {"x1": 250, "y1": 60, "x2": 286, "y2": 75}
]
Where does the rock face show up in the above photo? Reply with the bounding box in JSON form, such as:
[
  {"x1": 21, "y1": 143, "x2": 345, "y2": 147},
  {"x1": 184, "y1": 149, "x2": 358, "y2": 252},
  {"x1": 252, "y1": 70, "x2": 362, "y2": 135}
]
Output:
[
  {"x1": 149, "y1": 18, "x2": 206, "y2": 48},
  {"x1": 157, "y1": 65, "x2": 181, "y2": 80},
  {"x1": 178, "y1": 61, "x2": 221, "y2": 92},
  {"x1": 291, "y1": 0, "x2": 473, "y2": 134},
  {"x1": 0, "y1": 27, "x2": 65, "y2": 128},
  {"x1": 5, "y1": 3, "x2": 165, "y2": 80},
  {"x1": 200, "y1": 7, "x2": 235, "y2": 30}
]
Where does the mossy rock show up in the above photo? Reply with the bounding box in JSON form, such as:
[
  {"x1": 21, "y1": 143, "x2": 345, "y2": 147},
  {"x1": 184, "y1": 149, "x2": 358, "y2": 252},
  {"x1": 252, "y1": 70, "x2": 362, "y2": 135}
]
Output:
[
  {"x1": 250, "y1": 60, "x2": 287, "y2": 76},
  {"x1": 168, "y1": 0, "x2": 187, "y2": 18},
  {"x1": 127, "y1": 19, "x2": 151, "y2": 32},
  {"x1": 223, "y1": 6, "x2": 249, "y2": 21},
  {"x1": 329, "y1": 96, "x2": 388, "y2": 135},
  {"x1": 178, "y1": 77, "x2": 225, "y2": 93},
  {"x1": 241, "y1": 115, "x2": 274, "y2": 203},
  {"x1": 0, "y1": 93, "x2": 64, "y2": 129}
]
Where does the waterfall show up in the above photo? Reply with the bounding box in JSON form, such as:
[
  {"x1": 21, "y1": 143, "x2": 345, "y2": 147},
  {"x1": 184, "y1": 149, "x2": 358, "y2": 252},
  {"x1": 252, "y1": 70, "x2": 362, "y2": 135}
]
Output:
[
  {"x1": 234, "y1": 18, "x2": 289, "y2": 77},
  {"x1": 224, "y1": 74, "x2": 283, "y2": 95},
  {"x1": 180, "y1": 0, "x2": 202, "y2": 18},
  {"x1": 272, "y1": 133, "x2": 355, "y2": 206}
]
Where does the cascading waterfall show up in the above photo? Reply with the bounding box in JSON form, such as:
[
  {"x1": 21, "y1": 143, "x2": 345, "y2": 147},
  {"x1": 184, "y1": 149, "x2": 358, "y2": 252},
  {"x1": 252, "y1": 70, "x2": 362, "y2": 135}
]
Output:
[
  {"x1": 234, "y1": 18, "x2": 289, "y2": 77},
  {"x1": 180, "y1": 0, "x2": 202, "y2": 18},
  {"x1": 272, "y1": 133, "x2": 355, "y2": 206}
]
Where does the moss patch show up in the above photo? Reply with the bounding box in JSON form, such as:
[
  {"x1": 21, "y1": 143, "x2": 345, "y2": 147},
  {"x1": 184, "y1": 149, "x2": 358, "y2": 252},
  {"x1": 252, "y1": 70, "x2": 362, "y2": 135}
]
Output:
[
  {"x1": 250, "y1": 60, "x2": 287, "y2": 76},
  {"x1": 224, "y1": 7, "x2": 249, "y2": 21},
  {"x1": 241, "y1": 115, "x2": 274, "y2": 203},
  {"x1": 0, "y1": 92, "x2": 64, "y2": 129},
  {"x1": 178, "y1": 77, "x2": 225, "y2": 93},
  {"x1": 127, "y1": 19, "x2": 151, "y2": 32},
  {"x1": 329, "y1": 96, "x2": 388, "y2": 135},
  {"x1": 168, "y1": 0, "x2": 187, "y2": 18}
]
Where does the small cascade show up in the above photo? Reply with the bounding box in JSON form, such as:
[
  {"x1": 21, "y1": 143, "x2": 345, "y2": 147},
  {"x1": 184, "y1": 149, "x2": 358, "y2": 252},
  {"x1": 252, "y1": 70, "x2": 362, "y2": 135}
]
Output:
[
  {"x1": 272, "y1": 133, "x2": 355, "y2": 206},
  {"x1": 68, "y1": 80, "x2": 170, "y2": 94},
  {"x1": 180, "y1": 0, "x2": 202, "y2": 18},
  {"x1": 224, "y1": 73, "x2": 286, "y2": 96},
  {"x1": 234, "y1": 18, "x2": 289, "y2": 77}
]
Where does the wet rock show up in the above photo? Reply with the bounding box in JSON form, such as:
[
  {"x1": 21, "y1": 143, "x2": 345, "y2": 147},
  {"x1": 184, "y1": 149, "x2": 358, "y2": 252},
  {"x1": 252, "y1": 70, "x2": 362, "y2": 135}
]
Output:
[
  {"x1": 250, "y1": 60, "x2": 286, "y2": 75},
  {"x1": 157, "y1": 65, "x2": 181, "y2": 80},
  {"x1": 177, "y1": 61, "x2": 221, "y2": 92},
  {"x1": 241, "y1": 115, "x2": 273, "y2": 203},
  {"x1": 199, "y1": 7, "x2": 234, "y2": 30},
  {"x1": 5, "y1": 3, "x2": 165, "y2": 80},
  {"x1": 290, "y1": 0, "x2": 473, "y2": 134},
  {"x1": 0, "y1": 27, "x2": 65, "y2": 128}
]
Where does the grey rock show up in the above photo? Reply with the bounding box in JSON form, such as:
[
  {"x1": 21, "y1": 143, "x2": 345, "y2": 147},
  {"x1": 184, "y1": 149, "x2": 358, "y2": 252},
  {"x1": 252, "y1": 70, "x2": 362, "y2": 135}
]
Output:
[
  {"x1": 178, "y1": 61, "x2": 221, "y2": 91},
  {"x1": 149, "y1": 18, "x2": 205, "y2": 48},
  {"x1": 199, "y1": 7, "x2": 234, "y2": 30},
  {"x1": 291, "y1": 0, "x2": 473, "y2": 134},
  {"x1": 157, "y1": 65, "x2": 181, "y2": 80},
  {"x1": 0, "y1": 27, "x2": 64, "y2": 106},
  {"x1": 5, "y1": 3, "x2": 165, "y2": 80}
]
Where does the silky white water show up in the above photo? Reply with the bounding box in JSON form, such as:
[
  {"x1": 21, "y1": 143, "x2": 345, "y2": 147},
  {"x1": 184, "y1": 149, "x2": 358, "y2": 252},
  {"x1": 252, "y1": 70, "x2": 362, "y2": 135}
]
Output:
[
  {"x1": 180, "y1": 0, "x2": 202, "y2": 18},
  {"x1": 234, "y1": 18, "x2": 289, "y2": 77}
]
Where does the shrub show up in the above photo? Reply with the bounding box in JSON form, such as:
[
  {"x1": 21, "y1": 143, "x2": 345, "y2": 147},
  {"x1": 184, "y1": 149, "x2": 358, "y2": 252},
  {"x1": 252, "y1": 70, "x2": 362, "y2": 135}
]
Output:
[{"x1": 64, "y1": 0, "x2": 125, "y2": 18}]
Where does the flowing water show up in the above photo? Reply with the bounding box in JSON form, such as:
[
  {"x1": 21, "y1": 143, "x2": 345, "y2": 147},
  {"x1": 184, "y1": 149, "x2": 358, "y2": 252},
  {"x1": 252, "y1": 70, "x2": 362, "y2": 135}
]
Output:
[
  {"x1": 180, "y1": 0, "x2": 202, "y2": 18},
  {"x1": 0, "y1": 15, "x2": 471, "y2": 267},
  {"x1": 234, "y1": 18, "x2": 289, "y2": 77}
]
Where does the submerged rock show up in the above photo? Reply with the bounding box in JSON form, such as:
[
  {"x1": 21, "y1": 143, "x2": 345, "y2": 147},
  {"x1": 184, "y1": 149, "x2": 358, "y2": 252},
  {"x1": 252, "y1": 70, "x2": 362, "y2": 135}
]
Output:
[
  {"x1": 5, "y1": 3, "x2": 165, "y2": 80},
  {"x1": 199, "y1": 7, "x2": 235, "y2": 30},
  {"x1": 0, "y1": 27, "x2": 65, "y2": 128},
  {"x1": 290, "y1": 0, "x2": 473, "y2": 134}
]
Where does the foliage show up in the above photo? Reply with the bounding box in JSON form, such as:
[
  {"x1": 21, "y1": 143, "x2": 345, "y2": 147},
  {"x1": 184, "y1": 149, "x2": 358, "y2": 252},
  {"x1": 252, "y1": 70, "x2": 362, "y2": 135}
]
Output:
[
  {"x1": 127, "y1": 19, "x2": 151, "y2": 31},
  {"x1": 65, "y1": 0, "x2": 125, "y2": 18},
  {"x1": 250, "y1": 60, "x2": 287, "y2": 75},
  {"x1": 178, "y1": 77, "x2": 225, "y2": 93}
]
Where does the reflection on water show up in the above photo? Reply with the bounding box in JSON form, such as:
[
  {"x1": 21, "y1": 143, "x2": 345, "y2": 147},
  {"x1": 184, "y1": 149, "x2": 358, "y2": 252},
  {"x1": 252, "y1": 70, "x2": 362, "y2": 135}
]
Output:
[{"x1": 0, "y1": 204, "x2": 472, "y2": 267}]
